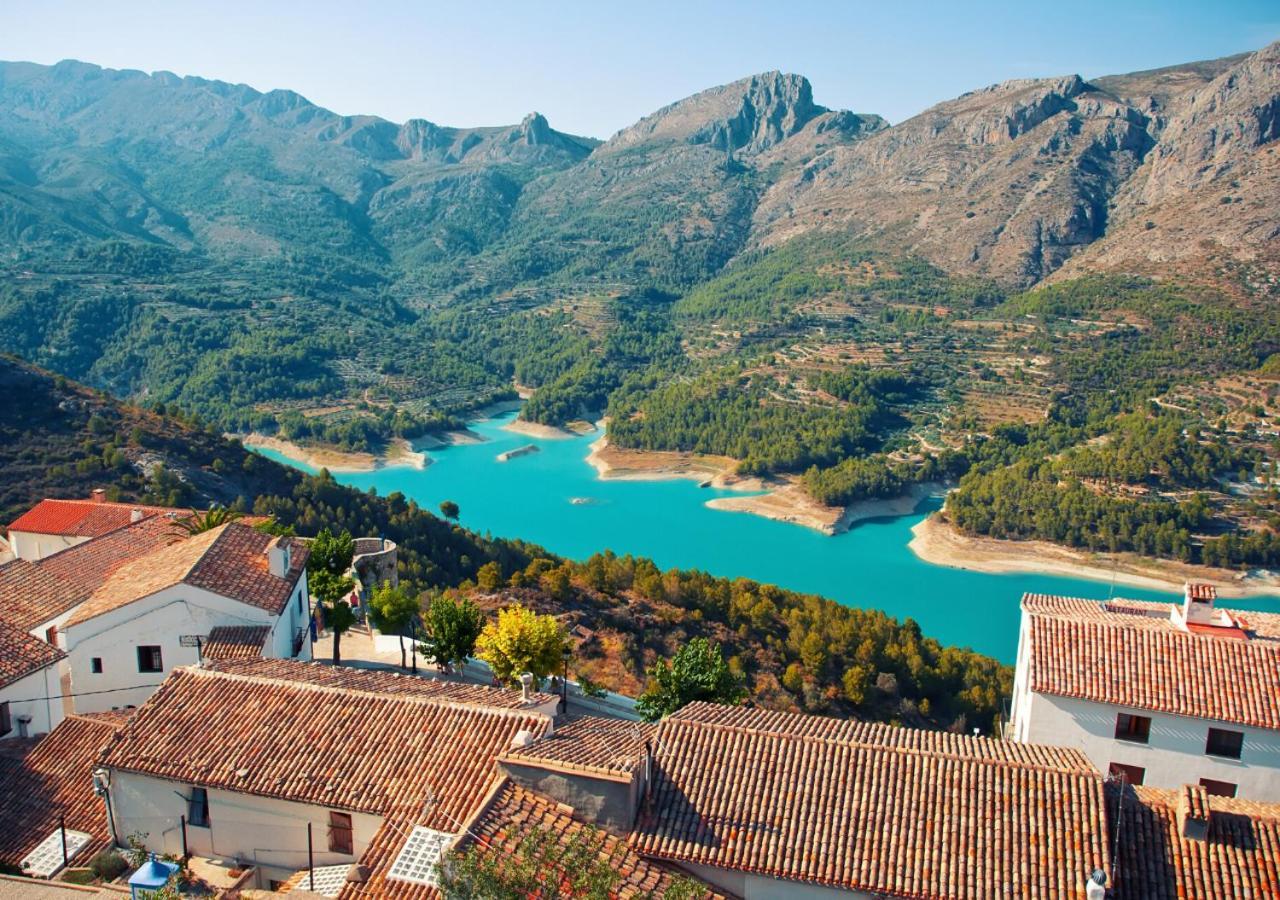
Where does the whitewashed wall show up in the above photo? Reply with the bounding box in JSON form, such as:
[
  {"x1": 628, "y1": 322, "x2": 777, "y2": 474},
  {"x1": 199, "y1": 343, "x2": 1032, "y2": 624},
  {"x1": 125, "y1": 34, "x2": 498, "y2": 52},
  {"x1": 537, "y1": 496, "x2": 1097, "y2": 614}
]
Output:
[
  {"x1": 108, "y1": 770, "x2": 382, "y2": 887},
  {"x1": 8, "y1": 530, "x2": 90, "y2": 561},
  {"x1": 63, "y1": 585, "x2": 276, "y2": 712},
  {"x1": 0, "y1": 663, "x2": 63, "y2": 736}
]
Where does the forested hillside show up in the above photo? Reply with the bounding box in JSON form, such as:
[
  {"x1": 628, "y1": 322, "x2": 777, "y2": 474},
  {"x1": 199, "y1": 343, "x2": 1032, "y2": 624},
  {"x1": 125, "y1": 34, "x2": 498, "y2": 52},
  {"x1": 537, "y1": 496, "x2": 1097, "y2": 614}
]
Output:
[
  {"x1": 0, "y1": 42, "x2": 1278, "y2": 571},
  {"x1": 0, "y1": 355, "x2": 1010, "y2": 731}
]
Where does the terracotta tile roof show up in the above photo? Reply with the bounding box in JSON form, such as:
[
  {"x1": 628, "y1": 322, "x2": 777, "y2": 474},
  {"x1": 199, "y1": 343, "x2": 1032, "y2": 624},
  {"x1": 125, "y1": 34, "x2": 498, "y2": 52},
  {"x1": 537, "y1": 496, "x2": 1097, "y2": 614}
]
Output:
[
  {"x1": 7, "y1": 498, "x2": 183, "y2": 539},
  {"x1": 439, "y1": 779, "x2": 727, "y2": 900},
  {"x1": 500, "y1": 716, "x2": 654, "y2": 781},
  {"x1": 0, "y1": 516, "x2": 182, "y2": 631},
  {"x1": 1023, "y1": 594, "x2": 1280, "y2": 729},
  {"x1": 1110, "y1": 783, "x2": 1280, "y2": 899},
  {"x1": 65, "y1": 524, "x2": 307, "y2": 627},
  {"x1": 669, "y1": 701, "x2": 1098, "y2": 770},
  {"x1": 203, "y1": 625, "x2": 271, "y2": 660},
  {"x1": 631, "y1": 703, "x2": 1110, "y2": 898},
  {"x1": 0, "y1": 713, "x2": 128, "y2": 870},
  {"x1": 99, "y1": 663, "x2": 549, "y2": 826},
  {"x1": 207, "y1": 657, "x2": 559, "y2": 710},
  {"x1": 0, "y1": 619, "x2": 64, "y2": 688}
]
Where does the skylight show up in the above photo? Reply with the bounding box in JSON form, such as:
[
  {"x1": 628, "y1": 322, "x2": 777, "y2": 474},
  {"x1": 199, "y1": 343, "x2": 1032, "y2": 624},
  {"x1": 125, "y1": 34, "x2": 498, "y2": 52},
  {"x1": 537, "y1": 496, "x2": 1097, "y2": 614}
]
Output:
[
  {"x1": 21, "y1": 828, "x2": 92, "y2": 877},
  {"x1": 387, "y1": 826, "x2": 454, "y2": 887},
  {"x1": 299, "y1": 863, "x2": 352, "y2": 897}
]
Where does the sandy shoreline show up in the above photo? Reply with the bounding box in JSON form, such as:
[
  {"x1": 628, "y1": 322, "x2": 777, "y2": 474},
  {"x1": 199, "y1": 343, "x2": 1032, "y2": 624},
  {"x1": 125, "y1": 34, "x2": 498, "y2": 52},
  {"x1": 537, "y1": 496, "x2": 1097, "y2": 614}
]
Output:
[
  {"x1": 909, "y1": 513, "x2": 1280, "y2": 599},
  {"x1": 240, "y1": 433, "x2": 429, "y2": 473},
  {"x1": 585, "y1": 432, "x2": 896, "y2": 534}
]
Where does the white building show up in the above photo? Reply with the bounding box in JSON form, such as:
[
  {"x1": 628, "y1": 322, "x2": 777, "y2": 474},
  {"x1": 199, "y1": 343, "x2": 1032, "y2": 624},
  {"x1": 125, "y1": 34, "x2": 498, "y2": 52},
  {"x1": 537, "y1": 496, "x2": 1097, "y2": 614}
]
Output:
[
  {"x1": 1010, "y1": 585, "x2": 1280, "y2": 801},
  {"x1": 97, "y1": 659, "x2": 557, "y2": 890},
  {"x1": 0, "y1": 620, "x2": 65, "y2": 737},
  {"x1": 61, "y1": 523, "x2": 312, "y2": 712},
  {"x1": 4, "y1": 493, "x2": 183, "y2": 561}
]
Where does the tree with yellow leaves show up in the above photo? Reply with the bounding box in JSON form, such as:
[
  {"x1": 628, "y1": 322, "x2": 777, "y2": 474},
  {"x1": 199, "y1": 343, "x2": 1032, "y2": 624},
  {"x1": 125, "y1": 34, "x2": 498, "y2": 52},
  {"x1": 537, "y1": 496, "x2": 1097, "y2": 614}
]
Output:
[{"x1": 475, "y1": 604, "x2": 568, "y2": 687}]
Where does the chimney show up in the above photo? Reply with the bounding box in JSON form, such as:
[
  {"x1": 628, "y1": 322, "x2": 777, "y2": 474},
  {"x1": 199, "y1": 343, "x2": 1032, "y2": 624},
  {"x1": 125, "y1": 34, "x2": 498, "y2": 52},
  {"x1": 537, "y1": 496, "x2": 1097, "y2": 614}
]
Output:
[
  {"x1": 267, "y1": 541, "x2": 291, "y2": 578},
  {"x1": 1176, "y1": 784, "x2": 1212, "y2": 840},
  {"x1": 510, "y1": 729, "x2": 536, "y2": 750},
  {"x1": 89, "y1": 488, "x2": 106, "y2": 504},
  {"x1": 1085, "y1": 870, "x2": 1106, "y2": 900},
  {"x1": 519, "y1": 671, "x2": 534, "y2": 703},
  {"x1": 130, "y1": 509, "x2": 144, "y2": 523}
]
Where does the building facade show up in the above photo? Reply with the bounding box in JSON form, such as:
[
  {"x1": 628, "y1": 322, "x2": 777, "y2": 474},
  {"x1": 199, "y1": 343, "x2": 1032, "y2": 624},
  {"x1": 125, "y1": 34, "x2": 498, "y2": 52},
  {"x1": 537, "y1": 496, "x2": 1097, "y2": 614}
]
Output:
[{"x1": 1010, "y1": 586, "x2": 1280, "y2": 801}]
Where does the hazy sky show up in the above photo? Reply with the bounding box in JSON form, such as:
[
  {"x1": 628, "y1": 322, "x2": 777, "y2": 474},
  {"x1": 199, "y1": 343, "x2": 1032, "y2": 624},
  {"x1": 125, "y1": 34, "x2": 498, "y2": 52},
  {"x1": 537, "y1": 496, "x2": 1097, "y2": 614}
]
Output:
[{"x1": 4, "y1": 1, "x2": 1277, "y2": 138}]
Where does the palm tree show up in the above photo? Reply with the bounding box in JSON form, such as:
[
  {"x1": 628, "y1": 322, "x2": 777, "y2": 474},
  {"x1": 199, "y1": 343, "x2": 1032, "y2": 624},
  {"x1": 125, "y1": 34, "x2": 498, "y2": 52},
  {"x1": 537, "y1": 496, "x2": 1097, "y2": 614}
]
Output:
[{"x1": 170, "y1": 506, "x2": 244, "y2": 536}]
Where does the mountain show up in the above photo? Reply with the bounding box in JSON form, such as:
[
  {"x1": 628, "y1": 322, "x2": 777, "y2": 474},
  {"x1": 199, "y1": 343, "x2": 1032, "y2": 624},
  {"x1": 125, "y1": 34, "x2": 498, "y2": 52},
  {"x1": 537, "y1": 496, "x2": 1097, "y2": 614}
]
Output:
[{"x1": 0, "y1": 59, "x2": 596, "y2": 268}]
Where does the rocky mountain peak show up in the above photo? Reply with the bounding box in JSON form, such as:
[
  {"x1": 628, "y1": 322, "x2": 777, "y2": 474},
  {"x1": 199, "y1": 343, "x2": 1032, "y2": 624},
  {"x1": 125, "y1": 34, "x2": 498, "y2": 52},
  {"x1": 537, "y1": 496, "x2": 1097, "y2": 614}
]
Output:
[{"x1": 516, "y1": 112, "x2": 553, "y2": 144}]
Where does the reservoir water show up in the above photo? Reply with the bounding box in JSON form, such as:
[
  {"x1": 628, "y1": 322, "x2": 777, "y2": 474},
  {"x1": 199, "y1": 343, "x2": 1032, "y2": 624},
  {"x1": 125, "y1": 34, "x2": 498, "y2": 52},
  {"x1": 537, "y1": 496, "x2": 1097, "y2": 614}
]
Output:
[{"x1": 253, "y1": 411, "x2": 1280, "y2": 663}]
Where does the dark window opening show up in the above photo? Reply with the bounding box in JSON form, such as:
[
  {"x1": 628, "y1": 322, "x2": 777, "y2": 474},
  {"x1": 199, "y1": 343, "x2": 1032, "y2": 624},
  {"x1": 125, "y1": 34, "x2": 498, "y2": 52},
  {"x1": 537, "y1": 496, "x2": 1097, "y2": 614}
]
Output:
[
  {"x1": 137, "y1": 645, "x2": 163, "y2": 673},
  {"x1": 328, "y1": 811, "x2": 353, "y2": 855},
  {"x1": 91, "y1": 658, "x2": 103, "y2": 674},
  {"x1": 1108, "y1": 762, "x2": 1145, "y2": 785},
  {"x1": 0, "y1": 702, "x2": 10, "y2": 737},
  {"x1": 1206, "y1": 727, "x2": 1244, "y2": 759},
  {"x1": 1114, "y1": 713, "x2": 1151, "y2": 744},
  {"x1": 1200, "y1": 778, "x2": 1237, "y2": 798},
  {"x1": 188, "y1": 787, "x2": 210, "y2": 827}
]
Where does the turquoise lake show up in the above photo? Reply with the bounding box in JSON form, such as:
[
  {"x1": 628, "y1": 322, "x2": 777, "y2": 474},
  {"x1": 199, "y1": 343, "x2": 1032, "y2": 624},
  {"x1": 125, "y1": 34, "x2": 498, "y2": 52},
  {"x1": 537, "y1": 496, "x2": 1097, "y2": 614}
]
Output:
[{"x1": 253, "y1": 411, "x2": 1280, "y2": 663}]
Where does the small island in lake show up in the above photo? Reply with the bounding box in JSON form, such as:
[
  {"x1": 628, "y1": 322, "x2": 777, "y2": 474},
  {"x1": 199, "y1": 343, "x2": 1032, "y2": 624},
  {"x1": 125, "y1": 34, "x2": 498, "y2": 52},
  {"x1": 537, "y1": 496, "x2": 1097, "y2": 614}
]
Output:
[{"x1": 497, "y1": 443, "x2": 540, "y2": 462}]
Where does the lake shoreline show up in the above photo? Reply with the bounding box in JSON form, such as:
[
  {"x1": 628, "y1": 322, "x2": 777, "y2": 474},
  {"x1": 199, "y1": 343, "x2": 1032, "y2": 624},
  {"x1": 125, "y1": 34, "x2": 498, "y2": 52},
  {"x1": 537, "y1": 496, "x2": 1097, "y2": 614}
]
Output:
[
  {"x1": 239, "y1": 433, "x2": 429, "y2": 473},
  {"x1": 909, "y1": 512, "x2": 1280, "y2": 599},
  {"x1": 585, "y1": 431, "x2": 918, "y2": 535}
]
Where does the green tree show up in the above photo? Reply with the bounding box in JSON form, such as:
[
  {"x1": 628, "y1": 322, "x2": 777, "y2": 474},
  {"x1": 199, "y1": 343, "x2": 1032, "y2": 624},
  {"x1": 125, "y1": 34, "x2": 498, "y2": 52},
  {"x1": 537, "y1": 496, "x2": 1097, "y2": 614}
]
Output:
[
  {"x1": 476, "y1": 560, "x2": 503, "y2": 593},
  {"x1": 440, "y1": 499, "x2": 460, "y2": 522},
  {"x1": 475, "y1": 604, "x2": 568, "y2": 687},
  {"x1": 170, "y1": 505, "x2": 244, "y2": 536},
  {"x1": 636, "y1": 638, "x2": 746, "y2": 722},
  {"x1": 368, "y1": 581, "x2": 421, "y2": 669},
  {"x1": 420, "y1": 592, "x2": 485, "y2": 673},
  {"x1": 307, "y1": 528, "x2": 358, "y2": 665}
]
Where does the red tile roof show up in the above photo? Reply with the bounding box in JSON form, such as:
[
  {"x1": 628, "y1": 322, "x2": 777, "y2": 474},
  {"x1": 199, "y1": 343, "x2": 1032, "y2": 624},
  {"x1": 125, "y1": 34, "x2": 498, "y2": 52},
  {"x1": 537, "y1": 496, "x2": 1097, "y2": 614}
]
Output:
[
  {"x1": 444, "y1": 779, "x2": 726, "y2": 900},
  {"x1": 500, "y1": 716, "x2": 654, "y2": 781},
  {"x1": 202, "y1": 625, "x2": 271, "y2": 660},
  {"x1": 0, "y1": 516, "x2": 182, "y2": 631},
  {"x1": 208, "y1": 657, "x2": 558, "y2": 711},
  {"x1": 631, "y1": 703, "x2": 1109, "y2": 898},
  {"x1": 1022, "y1": 594, "x2": 1280, "y2": 729},
  {"x1": 99, "y1": 662, "x2": 549, "y2": 826},
  {"x1": 1110, "y1": 783, "x2": 1280, "y2": 899},
  {"x1": 0, "y1": 713, "x2": 129, "y2": 870},
  {"x1": 65, "y1": 524, "x2": 308, "y2": 627},
  {"x1": 7, "y1": 499, "x2": 183, "y2": 539},
  {"x1": 0, "y1": 620, "x2": 64, "y2": 688}
]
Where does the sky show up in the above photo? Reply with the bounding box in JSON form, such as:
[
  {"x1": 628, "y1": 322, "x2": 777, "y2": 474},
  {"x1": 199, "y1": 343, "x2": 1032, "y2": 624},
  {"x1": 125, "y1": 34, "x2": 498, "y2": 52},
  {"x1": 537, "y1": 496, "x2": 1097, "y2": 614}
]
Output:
[{"x1": 3, "y1": 1, "x2": 1277, "y2": 138}]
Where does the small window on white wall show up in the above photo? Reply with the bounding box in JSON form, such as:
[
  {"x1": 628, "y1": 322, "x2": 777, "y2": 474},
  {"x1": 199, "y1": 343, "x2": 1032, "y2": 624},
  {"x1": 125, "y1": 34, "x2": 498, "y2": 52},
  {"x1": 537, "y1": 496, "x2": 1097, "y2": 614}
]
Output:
[
  {"x1": 91, "y1": 658, "x2": 103, "y2": 674},
  {"x1": 137, "y1": 645, "x2": 163, "y2": 673}
]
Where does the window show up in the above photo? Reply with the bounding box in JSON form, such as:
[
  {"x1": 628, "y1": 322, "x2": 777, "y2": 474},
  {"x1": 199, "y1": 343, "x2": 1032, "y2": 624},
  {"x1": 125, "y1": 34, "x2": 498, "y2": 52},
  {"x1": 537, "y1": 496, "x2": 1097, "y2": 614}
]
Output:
[
  {"x1": 91, "y1": 658, "x2": 103, "y2": 674},
  {"x1": 188, "y1": 787, "x2": 210, "y2": 827},
  {"x1": 1114, "y1": 713, "x2": 1151, "y2": 744},
  {"x1": 137, "y1": 645, "x2": 163, "y2": 673},
  {"x1": 1108, "y1": 762, "x2": 1145, "y2": 785},
  {"x1": 1206, "y1": 727, "x2": 1244, "y2": 759},
  {"x1": 1200, "y1": 778, "x2": 1237, "y2": 798},
  {"x1": 0, "y1": 702, "x2": 9, "y2": 737},
  {"x1": 328, "y1": 811, "x2": 354, "y2": 855}
]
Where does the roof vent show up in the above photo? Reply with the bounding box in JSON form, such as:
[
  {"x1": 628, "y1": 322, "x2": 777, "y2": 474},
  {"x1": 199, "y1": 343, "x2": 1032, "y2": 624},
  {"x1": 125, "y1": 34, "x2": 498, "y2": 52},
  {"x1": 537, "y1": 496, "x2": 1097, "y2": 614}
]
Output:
[
  {"x1": 89, "y1": 488, "x2": 106, "y2": 503},
  {"x1": 1177, "y1": 784, "x2": 1211, "y2": 840},
  {"x1": 518, "y1": 671, "x2": 534, "y2": 703},
  {"x1": 511, "y1": 729, "x2": 536, "y2": 750},
  {"x1": 130, "y1": 509, "x2": 144, "y2": 523}
]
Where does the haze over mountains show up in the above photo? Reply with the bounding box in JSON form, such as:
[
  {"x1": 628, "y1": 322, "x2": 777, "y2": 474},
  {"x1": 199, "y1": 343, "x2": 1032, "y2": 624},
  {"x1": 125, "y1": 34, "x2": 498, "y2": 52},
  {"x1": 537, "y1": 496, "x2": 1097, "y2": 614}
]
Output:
[{"x1": 1, "y1": 42, "x2": 1276, "y2": 294}]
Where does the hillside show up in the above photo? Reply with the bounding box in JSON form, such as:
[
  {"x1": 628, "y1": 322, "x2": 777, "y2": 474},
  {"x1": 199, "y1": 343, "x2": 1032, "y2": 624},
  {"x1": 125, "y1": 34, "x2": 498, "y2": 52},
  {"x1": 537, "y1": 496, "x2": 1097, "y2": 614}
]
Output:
[{"x1": 0, "y1": 354, "x2": 1010, "y2": 730}]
